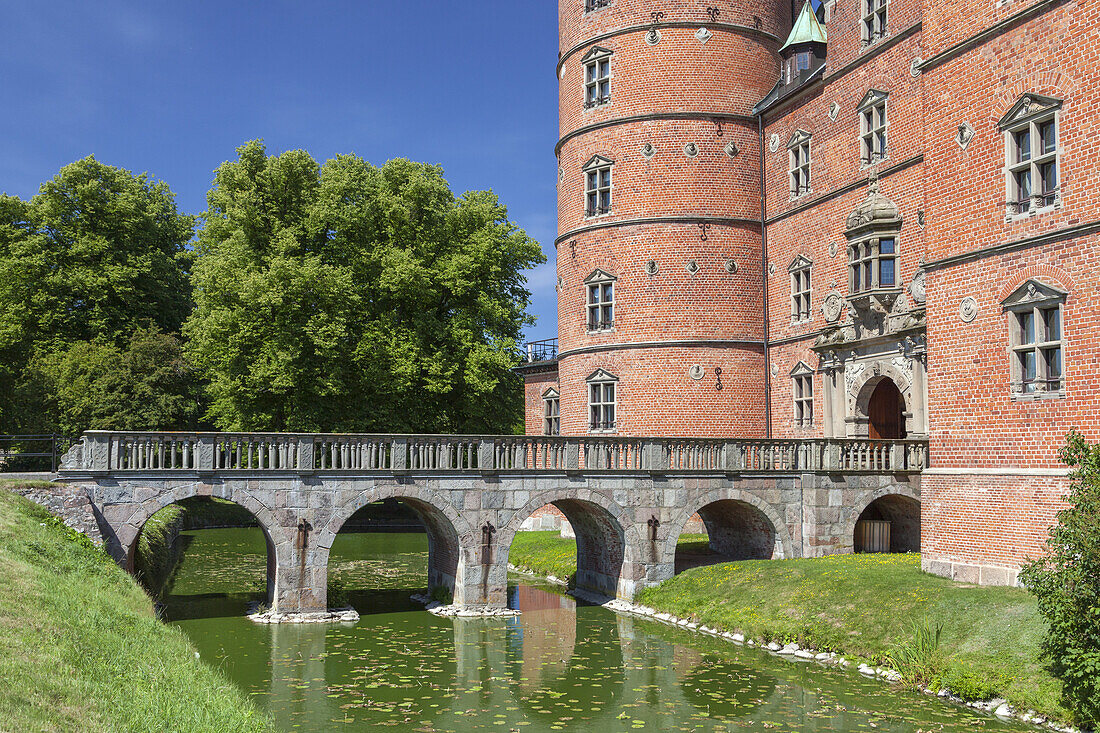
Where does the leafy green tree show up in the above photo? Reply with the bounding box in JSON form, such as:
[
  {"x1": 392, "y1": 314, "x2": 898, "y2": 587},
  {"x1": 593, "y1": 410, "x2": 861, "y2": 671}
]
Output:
[
  {"x1": 0, "y1": 157, "x2": 196, "y2": 433},
  {"x1": 1020, "y1": 431, "x2": 1100, "y2": 728},
  {"x1": 184, "y1": 141, "x2": 544, "y2": 434},
  {"x1": 30, "y1": 327, "x2": 205, "y2": 437}
]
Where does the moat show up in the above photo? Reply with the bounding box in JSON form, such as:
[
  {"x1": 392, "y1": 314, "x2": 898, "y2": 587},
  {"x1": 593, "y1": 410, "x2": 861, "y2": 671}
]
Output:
[{"x1": 164, "y1": 528, "x2": 1031, "y2": 732}]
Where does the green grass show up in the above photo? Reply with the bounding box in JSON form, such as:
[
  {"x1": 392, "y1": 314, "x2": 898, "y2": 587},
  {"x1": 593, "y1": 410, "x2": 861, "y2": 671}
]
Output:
[
  {"x1": 0, "y1": 487, "x2": 274, "y2": 732},
  {"x1": 509, "y1": 532, "x2": 1065, "y2": 722},
  {"x1": 636, "y1": 552, "x2": 1066, "y2": 721}
]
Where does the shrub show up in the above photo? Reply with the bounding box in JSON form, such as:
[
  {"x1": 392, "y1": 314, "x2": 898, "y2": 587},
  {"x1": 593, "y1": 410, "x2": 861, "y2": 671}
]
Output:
[
  {"x1": 327, "y1": 575, "x2": 350, "y2": 609},
  {"x1": 1020, "y1": 431, "x2": 1100, "y2": 728},
  {"x1": 430, "y1": 586, "x2": 453, "y2": 606},
  {"x1": 940, "y1": 663, "x2": 1001, "y2": 701}
]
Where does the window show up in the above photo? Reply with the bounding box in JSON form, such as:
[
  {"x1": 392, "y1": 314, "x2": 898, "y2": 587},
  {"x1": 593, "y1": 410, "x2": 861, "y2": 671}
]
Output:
[
  {"x1": 790, "y1": 256, "x2": 812, "y2": 321},
  {"x1": 585, "y1": 0, "x2": 611, "y2": 12},
  {"x1": 862, "y1": 0, "x2": 887, "y2": 45},
  {"x1": 788, "y1": 131, "x2": 811, "y2": 197},
  {"x1": 542, "y1": 389, "x2": 560, "y2": 435},
  {"x1": 1003, "y1": 280, "x2": 1067, "y2": 396},
  {"x1": 858, "y1": 90, "x2": 888, "y2": 165},
  {"x1": 1000, "y1": 94, "x2": 1061, "y2": 217},
  {"x1": 791, "y1": 364, "x2": 814, "y2": 428},
  {"x1": 582, "y1": 155, "x2": 613, "y2": 217},
  {"x1": 581, "y1": 47, "x2": 612, "y2": 109},
  {"x1": 786, "y1": 52, "x2": 812, "y2": 84},
  {"x1": 849, "y1": 237, "x2": 896, "y2": 293},
  {"x1": 584, "y1": 269, "x2": 616, "y2": 332},
  {"x1": 587, "y1": 369, "x2": 618, "y2": 431}
]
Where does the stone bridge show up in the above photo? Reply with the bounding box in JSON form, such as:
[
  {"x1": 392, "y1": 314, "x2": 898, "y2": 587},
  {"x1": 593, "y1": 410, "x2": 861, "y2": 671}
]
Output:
[{"x1": 57, "y1": 431, "x2": 927, "y2": 617}]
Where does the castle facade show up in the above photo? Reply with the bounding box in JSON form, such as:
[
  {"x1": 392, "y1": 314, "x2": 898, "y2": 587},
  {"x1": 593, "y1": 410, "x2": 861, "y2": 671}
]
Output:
[{"x1": 518, "y1": 0, "x2": 1100, "y2": 585}]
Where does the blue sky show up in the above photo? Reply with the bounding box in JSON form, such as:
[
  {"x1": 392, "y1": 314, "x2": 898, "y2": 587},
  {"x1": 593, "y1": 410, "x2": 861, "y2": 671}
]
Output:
[{"x1": 0, "y1": 2, "x2": 561, "y2": 342}]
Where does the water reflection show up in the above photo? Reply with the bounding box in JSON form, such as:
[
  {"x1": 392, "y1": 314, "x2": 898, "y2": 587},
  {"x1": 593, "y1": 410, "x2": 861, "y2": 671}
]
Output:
[{"x1": 168, "y1": 529, "x2": 1031, "y2": 732}]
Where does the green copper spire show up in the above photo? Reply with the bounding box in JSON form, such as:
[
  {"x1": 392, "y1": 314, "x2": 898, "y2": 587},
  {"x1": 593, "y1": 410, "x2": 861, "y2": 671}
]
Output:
[{"x1": 780, "y1": 1, "x2": 828, "y2": 53}]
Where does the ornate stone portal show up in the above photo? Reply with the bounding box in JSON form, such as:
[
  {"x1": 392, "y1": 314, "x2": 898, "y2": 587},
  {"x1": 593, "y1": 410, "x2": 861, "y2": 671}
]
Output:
[{"x1": 813, "y1": 179, "x2": 928, "y2": 438}]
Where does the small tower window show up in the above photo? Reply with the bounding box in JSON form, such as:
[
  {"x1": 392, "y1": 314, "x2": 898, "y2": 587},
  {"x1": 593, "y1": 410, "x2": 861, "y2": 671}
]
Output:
[
  {"x1": 582, "y1": 155, "x2": 613, "y2": 217},
  {"x1": 542, "y1": 388, "x2": 561, "y2": 435},
  {"x1": 791, "y1": 363, "x2": 815, "y2": 428},
  {"x1": 788, "y1": 130, "x2": 812, "y2": 197},
  {"x1": 586, "y1": 369, "x2": 618, "y2": 432},
  {"x1": 858, "y1": 90, "x2": 889, "y2": 165},
  {"x1": 581, "y1": 47, "x2": 612, "y2": 109},
  {"x1": 584, "y1": 0, "x2": 612, "y2": 12},
  {"x1": 584, "y1": 269, "x2": 616, "y2": 332}
]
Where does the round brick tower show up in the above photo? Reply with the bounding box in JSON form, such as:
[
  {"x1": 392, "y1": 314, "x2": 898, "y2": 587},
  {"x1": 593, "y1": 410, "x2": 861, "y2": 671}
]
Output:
[{"x1": 554, "y1": 0, "x2": 789, "y2": 437}]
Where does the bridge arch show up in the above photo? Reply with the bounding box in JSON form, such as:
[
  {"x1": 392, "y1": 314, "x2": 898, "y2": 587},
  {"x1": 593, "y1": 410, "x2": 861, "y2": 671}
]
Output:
[
  {"x1": 117, "y1": 488, "x2": 287, "y2": 606},
  {"x1": 501, "y1": 489, "x2": 641, "y2": 600},
  {"x1": 846, "y1": 484, "x2": 921, "y2": 553},
  {"x1": 662, "y1": 489, "x2": 792, "y2": 572},
  {"x1": 320, "y1": 486, "x2": 473, "y2": 607}
]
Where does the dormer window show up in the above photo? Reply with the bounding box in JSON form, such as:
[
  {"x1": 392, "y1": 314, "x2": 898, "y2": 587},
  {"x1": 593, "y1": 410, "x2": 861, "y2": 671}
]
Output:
[
  {"x1": 583, "y1": 155, "x2": 613, "y2": 217},
  {"x1": 858, "y1": 90, "x2": 889, "y2": 165},
  {"x1": 1003, "y1": 280, "x2": 1067, "y2": 397},
  {"x1": 1000, "y1": 94, "x2": 1062, "y2": 217},
  {"x1": 582, "y1": 47, "x2": 612, "y2": 109},
  {"x1": 584, "y1": 269, "x2": 616, "y2": 332},
  {"x1": 787, "y1": 52, "x2": 812, "y2": 83},
  {"x1": 788, "y1": 131, "x2": 812, "y2": 197}
]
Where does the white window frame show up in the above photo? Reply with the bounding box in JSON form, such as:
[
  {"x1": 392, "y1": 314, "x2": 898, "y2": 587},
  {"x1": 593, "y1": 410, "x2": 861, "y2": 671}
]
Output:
[
  {"x1": 788, "y1": 131, "x2": 812, "y2": 198},
  {"x1": 862, "y1": 0, "x2": 888, "y2": 46},
  {"x1": 582, "y1": 155, "x2": 613, "y2": 218},
  {"x1": 791, "y1": 363, "x2": 814, "y2": 428},
  {"x1": 1003, "y1": 280, "x2": 1067, "y2": 399},
  {"x1": 581, "y1": 47, "x2": 612, "y2": 110},
  {"x1": 789, "y1": 256, "x2": 812, "y2": 322},
  {"x1": 858, "y1": 91, "x2": 889, "y2": 166},
  {"x1": 542, "y1": 388, "x2": 561, "y2": 435},
  {"x1": 584, "y1": 269, "x2": 616, "y2": 332},
  {"x1": 848, "y1": 236, "x2": 897, "y2": 294},
  {"x1": 587, "y1": 369, "x2": 618, "y2": 433},
  {"x1": 1000, "y1": 95, "x2": 1062, "y2": 219}
]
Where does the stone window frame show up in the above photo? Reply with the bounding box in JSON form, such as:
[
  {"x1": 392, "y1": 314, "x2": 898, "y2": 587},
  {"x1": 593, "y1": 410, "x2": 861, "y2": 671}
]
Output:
[
  {"x1": 1002, "y1": 279, "x2": 1067, "y2": 399},
  {"x1": 999, "y1": 94, "x2": 1062, "y2": 220},
  {"x1": 848, "y1": 235, "x2": 897, "y2": 294},
  {"x1": 586, "y1": 369, "x2": 618, "y2": 433},
  {"x1": 788, "y1": 130, "x2": 812, "y2": 198},
  {"x1": 858, "y1": 90, "x2": 889, "y2": 167},
  {"x1": 542, "y1": 388, "x2": 561, "y2": 435},
  {"x1": 791, "y1": 362, "x2": 815, "y2": 429},
  {"x1": 789, "y1": 255, "x2": 813, "y2": 322},
  {"x1": 584, "y1": 269, "x2": 616, "y2": 333},
  {"x1": 583, "y1": 154, "x2": 614, "y2": 218},
  {"x1": 861, "y1": 0, "x2": 888, "y2": 47},
  {"x1": 584, "y1": 0, "x2": 612, "y2": 14},
  {"x1": 581, "y1": 46, "x2": 613, "y2": 110}
]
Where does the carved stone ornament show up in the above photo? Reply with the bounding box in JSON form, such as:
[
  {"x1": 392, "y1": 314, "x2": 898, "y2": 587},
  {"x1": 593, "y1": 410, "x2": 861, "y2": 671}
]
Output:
[
  {"x1": 908, "y1": 269, "x2": 926, "y2": 304},
  {"x1": 558, "y1": 167, "x2": 565, "y2": 183},
  {"x1": 956, "y1": 122, "x2": 975, "y2": 150},
  {"x1": 557, "y1": 276, "x2": 564, "y2": 291},
  {"x1": 771, "y1": 363, "x2": 780, "y2": 377},
  {"x1": 724, "y1": 259, "x2": 738, "y2": 274},
  {"x1": 828, "y1": 241, "x2": 838, "y2": 258},
  {"x1": 959, "y1": 296, "x2": 979, "y2": 323},
  {"x1": 695, "y1": 27, "x2": 713, "y2": 44},
  {"x1": 768, "y1": 262, "x2": 776, "y2": 275},
  {"x1": 686, "y1": 259, "x2": 700, "y2": 275},
  {"x1": 645, "y1": 260, "x2": 659, "y2": 275},
  {"x1": 641, "y1": 142, "x2": 656, "y2": 160},
  {"x1": 646, "y1": 28, "x2": 662, "y2": 45},
  {"x1": 828, "y1": 101, "x2": 840, "y2": 121},
  {"x1": 559, "y1": 65, "x2": 566, "y2": 80},
  {"x1": 910, "y1": 58, "x2": 923, "y2": 77},
  {"x1": 822, "y1": 292, "x2": 844, "y2": 323},
  {"x1": 688, "y1": 364, "x2": 705, "y2": 380},
  {"x1": 723, "y1": 141, "x2": 739, "y2": 159},
  {"x1": 683, "y1": 142, "x2": 700, "y2": 158},
  {"x1": 769, "y1": 134, "x2": 780, "y2": 152}
]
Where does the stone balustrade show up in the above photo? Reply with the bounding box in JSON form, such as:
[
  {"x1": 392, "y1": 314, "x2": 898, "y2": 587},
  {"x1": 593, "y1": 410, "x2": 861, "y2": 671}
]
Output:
[{"x1": 63, "y1": 431, "x2": 929, "y2": 475}]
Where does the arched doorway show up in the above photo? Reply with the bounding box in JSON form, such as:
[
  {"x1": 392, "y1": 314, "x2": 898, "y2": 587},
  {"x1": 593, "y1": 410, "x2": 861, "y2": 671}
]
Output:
[
  {"x1": 867, "y1": 378, "x2": 906, "y2": 439},
  {"x1": 674, "y1": 500, "x2": 778, "y2": 574},
  {"x1": 854, "y1": 494, "x2": 920, "y2": 553}
]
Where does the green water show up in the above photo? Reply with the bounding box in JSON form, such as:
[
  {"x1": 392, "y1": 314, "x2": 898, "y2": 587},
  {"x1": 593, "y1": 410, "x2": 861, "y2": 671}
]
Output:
[{"x1": 166, "y1": 528, "x2": 1032, "y2": 732}]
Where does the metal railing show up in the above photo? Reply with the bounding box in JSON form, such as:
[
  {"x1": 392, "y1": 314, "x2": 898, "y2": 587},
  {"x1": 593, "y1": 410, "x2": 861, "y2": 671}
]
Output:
[
  {"x1": 0, "y1": 434, "x2": 69, "y2": 473},
  {"x1": 60, "y1": 431, "x2": 929, "y2": 475},
  {"x1": 521, "y1": 338, "x2": 558, "y2": 363}
]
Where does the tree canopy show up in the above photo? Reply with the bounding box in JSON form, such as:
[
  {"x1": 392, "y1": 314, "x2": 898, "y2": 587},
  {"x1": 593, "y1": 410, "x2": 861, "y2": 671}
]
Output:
[
  {"x1": 184, "y1": 141, "x2": 544, "y2": 434},
  {"x1": 0, "y1": 157, "x2": 195, "y2": 433}
]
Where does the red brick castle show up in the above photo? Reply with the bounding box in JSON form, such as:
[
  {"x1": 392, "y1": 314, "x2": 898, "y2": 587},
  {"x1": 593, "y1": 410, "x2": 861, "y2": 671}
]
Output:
[{"x1": 517, "y1": 0, "x2": 1099, "y2": 585}]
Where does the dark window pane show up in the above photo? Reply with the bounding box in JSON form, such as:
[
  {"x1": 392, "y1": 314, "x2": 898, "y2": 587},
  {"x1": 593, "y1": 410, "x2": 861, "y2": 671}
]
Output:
[
  {"x1": 1043, "y1": 307, "x2": 1061, "y2": 341},
  {"x1": 1015, "y1": 169, "x2": 1031, "y2": 202},
  {"x1": 1015, "y1": 129, "x2": 1031, "y2": 163},
  {"x1": 879, "y1": 238, "x2": 895, "y2": 254},
  {"x1": 879, "y1": 257, "x2": 895, "y2": 286},
  {"x1": 1040, "y1": 161, "x2": 1057, "y2": 196},
  {"x1": 1039, "y1": 120, "x2": 1056, "y2": 155},
  {"x1": 1021, "y1": 350, "x2": 1037, "y2": 385},
  {"x1": 1020, "y1": 312, "x2": 1035, "y2": 344}
]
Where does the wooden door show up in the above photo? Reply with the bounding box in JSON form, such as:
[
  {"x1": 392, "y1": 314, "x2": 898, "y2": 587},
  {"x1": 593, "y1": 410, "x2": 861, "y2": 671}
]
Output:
[{"x1": 868, "y1": 379, "x2": 905, "y2": 439}]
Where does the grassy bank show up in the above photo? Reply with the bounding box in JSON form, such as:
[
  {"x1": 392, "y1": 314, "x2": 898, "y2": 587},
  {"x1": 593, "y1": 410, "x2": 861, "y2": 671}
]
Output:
[
  {"x1": 508, "y1": 530, "x2": 712, "y2": 581},
  {"x1": 0, "y1": 486, "x2": 273, "y2": 732},
  {"x1": 509, "y1": 531, "x2": 1066, "y2": 722}
]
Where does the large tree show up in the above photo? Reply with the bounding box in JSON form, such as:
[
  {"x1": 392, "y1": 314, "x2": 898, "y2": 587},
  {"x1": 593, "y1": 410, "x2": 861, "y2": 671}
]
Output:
[
  {"x1": 0, "y1": 157, "x2": 196, "y2": 434},
  {"x1": 184, "y1": 141, "x2": 544, "y2": 434}
]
